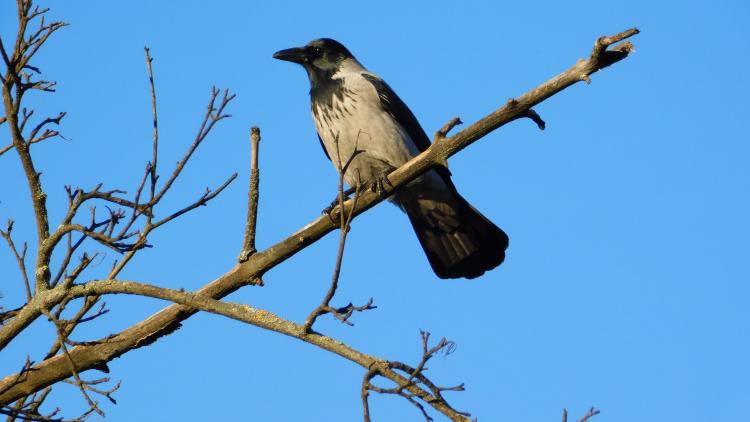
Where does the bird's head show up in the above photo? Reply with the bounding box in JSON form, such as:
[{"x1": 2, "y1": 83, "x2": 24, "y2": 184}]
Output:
[{"x1": 273, "y1": 38, "x2": 357, "y2": 85}]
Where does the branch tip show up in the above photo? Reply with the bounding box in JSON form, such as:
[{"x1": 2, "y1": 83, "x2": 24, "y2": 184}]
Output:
[{"x1": 434, "y1": 117, "x2": 462, "y2": 141}]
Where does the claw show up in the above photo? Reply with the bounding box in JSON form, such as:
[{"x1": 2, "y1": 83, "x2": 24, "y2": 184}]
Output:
[
  {"x1": 323, "y1": 205, "x2": 340, "y2": 225},
  {"x1": 369, "y1": 173, "x2": 393, "y2": 199},
  {"x1": 322, "y1": 186, "x2": 356, "y2": 224}
]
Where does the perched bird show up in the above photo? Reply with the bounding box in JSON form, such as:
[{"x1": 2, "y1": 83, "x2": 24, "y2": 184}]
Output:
[{"x1": 273, "y1": 38, "x2": 508, "y2": 279}]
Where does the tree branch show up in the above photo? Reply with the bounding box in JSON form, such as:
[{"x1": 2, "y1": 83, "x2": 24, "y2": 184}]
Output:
[
  {"x1": 562, "y1": 407, "x2": 601, "y2": 422},
  {"x1": 8, "y1": 279, "x2": 469, "y2": 420},
  {"x1": 0, "y1": 36, "x2": 237, "y2": 356},
  {"x1": 0, "y1": 220, "x2": 32, "y2": 301},
  {"x1": 363, "y1": 330, "x2": 466, "y2": 421},
  {"x1": 144, "y1": 47, "x2": 159, "y2": 200},
  {"x1": 238, "y1": 126, "x2": 261, "y2": 262},
  {"x1": 304, "y1": 140, "x2": 371, "y2": 332}
]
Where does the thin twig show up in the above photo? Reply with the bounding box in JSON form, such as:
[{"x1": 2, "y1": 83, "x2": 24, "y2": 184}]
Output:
[
  {"x1": 303, "y1": 139, "x2": 372, "y2": 332},
  {"x1": 41, "y1": 310, "x2": 105, "y2": 417},
  {"x1": 150, "y1": 173, "x2": 237, "y2": 230},
  {"x1": 152, "y1": 88, "x2": 235, "y2": 203},
  {"x1": 0, "y1": 221, "x2": 32, "y2": 301},
  {"x1": 562, "y1": 407, "x2": 601, "y2": 422},
  {"x1": 362, "y1": 331, "x2": 466, "y2": 420},
  {"x1": 361, "y1": 369, "x2": 377, "y2": 422},
  {"x1": 27, "y1": 111, "x2": 65, "y2": 142},
  {"x1": 577, "y1": 407, "x2": 600, "y2": 422},
  {"x1": 144, "y1": 47, "x2": 159, "y2": 200}
]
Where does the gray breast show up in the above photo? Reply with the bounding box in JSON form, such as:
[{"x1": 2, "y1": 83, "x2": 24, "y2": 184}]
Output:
[{"x1": 312, "y1": 73, "x2": 417, "y2": 185}]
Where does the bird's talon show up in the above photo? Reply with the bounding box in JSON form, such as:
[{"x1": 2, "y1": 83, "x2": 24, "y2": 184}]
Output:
[
  {"x1": 383, "y1": 174, "x2": 393, "y2": 188},
  {"x1": 323, "y1": 205, "x2": 341, "y2": 225}
]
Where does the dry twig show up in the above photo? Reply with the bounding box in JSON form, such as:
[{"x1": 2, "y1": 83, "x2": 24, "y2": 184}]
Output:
[
  {"x1": 239, "y1": 126, "x2": 262, "y2": 262},
  {"x1": 362, "y1": 331, "x2": 466, "y2": 421},
  {"x1": 303, "y1": 137, "x2": 375, "y2": 333},
  {"x1": 562, "y1": 407, "x2": 601, "y2": 422}
]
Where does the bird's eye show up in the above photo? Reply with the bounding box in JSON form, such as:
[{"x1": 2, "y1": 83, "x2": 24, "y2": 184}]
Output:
[{"x1": 313, "y1": 47, "x2": 323, "y2": 56}]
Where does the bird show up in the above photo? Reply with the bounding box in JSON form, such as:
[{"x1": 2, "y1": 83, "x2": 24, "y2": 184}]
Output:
[{"x1": 273, "y1": 38, "x2": 508, "y2": 279}]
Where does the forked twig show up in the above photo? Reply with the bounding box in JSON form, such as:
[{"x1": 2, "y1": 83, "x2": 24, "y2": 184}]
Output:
[
  {"x1": 362, "y1": 331, "x2": 467, "y2": 421},
  {"x1": 303, "y1": 136, "x2": 374, "y2": 333}
]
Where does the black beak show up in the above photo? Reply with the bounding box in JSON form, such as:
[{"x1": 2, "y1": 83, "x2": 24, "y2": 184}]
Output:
[{"x1": 273, "y1": 47, "x2": 307, "y2": 64}]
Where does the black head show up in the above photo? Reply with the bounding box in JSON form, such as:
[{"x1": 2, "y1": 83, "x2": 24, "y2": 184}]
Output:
[{"x1": 273, "y1": 38, "x2": 355, "y2": 84}]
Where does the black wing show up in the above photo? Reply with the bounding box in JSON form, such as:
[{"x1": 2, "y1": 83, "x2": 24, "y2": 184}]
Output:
[
  {"x1": 317, "y1": 134, "x2": 331, "y2": 161},
  {"x1": 361, "y1": 73, "x2": 432, "y2": 153}
]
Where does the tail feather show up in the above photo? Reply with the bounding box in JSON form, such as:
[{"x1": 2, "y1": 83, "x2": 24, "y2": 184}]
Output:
[{"x1": 403, "y1": 191, "x2": 509, "y2": 279}]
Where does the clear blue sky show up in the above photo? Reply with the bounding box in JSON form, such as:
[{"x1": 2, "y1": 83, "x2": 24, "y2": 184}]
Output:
[{"x1": 1, "y1": 1, "x2": 748, "y2": 421}]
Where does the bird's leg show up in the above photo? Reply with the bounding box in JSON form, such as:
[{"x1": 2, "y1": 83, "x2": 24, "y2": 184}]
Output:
[
  {"x1": 369, "y1": 166, "x2": 396, "y2": 199},
  {"x1": 322, "y1": 186, "x2": 357, "y2": 223}
]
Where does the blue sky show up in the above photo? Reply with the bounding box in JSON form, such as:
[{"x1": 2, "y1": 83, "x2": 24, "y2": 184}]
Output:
[{"x1": 1, "y1": 0, "x2": 748, "y2": 421}]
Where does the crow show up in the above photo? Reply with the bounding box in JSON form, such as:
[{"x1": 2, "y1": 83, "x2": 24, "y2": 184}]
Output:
[{"x1": 274, "y1": 38, "x2": 508, "y2": 279}]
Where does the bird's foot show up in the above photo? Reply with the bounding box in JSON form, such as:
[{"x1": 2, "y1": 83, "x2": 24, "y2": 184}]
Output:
[
  {"x1": 322, "y1": 186, "x2": 356, "y2": 224},
  {"x1": 322, "y1": 204, "x2": 339, "y2": 225},
  {"x1": 369, "y1": 170, "x2": 394, "y2": 199}
]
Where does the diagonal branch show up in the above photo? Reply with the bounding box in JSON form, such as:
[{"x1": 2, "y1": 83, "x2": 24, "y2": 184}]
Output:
[
  {"x1": 27, "y1": 111, "x2": 65, "y2": 143},
  {"x1": 152, "y1": 87, "x2": 235, "y2": 204},
  {"x1": 7, "y1": 279, "x2": 471, "y2": 420}
]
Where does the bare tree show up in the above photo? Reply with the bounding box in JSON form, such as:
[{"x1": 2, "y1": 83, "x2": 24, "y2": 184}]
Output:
[{"x1": 0, "y1": 1, "x2": 638, "y2": 420}]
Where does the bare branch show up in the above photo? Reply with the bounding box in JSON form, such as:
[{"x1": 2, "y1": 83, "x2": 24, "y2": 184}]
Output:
[
  {"x1": 578, "y1": 407, "x2": 600, "y2": 422},
  {"x1": 0, "y1": 220, "x2": 32, "y2": 301},
  {"x1": 59, "y1": 224, "x2": 140, "y2": 254},
  {"x1": 0, "y1": 357, "x2": 34, "y2": 397},
  {"x1": 396, "y1": 331, "x2": 458, "y2": 394},
  {"x1": 361, "y1": 369, "x2": 377, "y2": 422},
  {"x1": 144, "y1": 47, "x2": 159, "y2": 199},
  {"x1": 50, "y1": 334, "x2": 101, "y2": 416},
  {"x1": 19, "y1": 108, "x2": 33, "y2": 133},
  {"x1": 0, "y1": 143, "x2": 14, "y2": 157},
  {"x1": 150, "y1": 173, "x2": 237, "y2": 230},
  {"x1": 304, "y1": 142, "x2": 371, "y2": 332},
  {"x1": 433, "y1": 116, "x2": 462, "y2": 142},
  {"x1": 27, "y1": 111, "x2": 65, "y2": 143},
  {"x1": 152, "y1": 87, "x2": 235, "y2": 204},
  {"x1": 505, "y1": 100, "x2": 546, "y2": 130},
  {"x1": 1, "y1": 279, "x2": 471, "y2": 420},
  {"x1": 239, "y1": 126, "x2": 261, "y2": 262},
  {"x1": 562, "y1": 407, "x2": 601, "y2": 422},
  {"x1": 60, "y1": 253, "x2": 97, "y2": 288},
  {"x1": 0, "y1": 37, "x2": 11, "y2": 69},
  {"x1": 44, "y1": 292, "x2": 102, "y2": 360},
  {"x1": 41, "y1": 310, "x2": 112, "y2": 417},
  {"x1": 17, "y1": 20, "x2": 68, "y2": 74},
  {"x1": 0, "y1": 1, "x2": 71, "y2": 291},
  {"x1": 362, "y1": 331, "x2": 466, "y2": 420}
]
